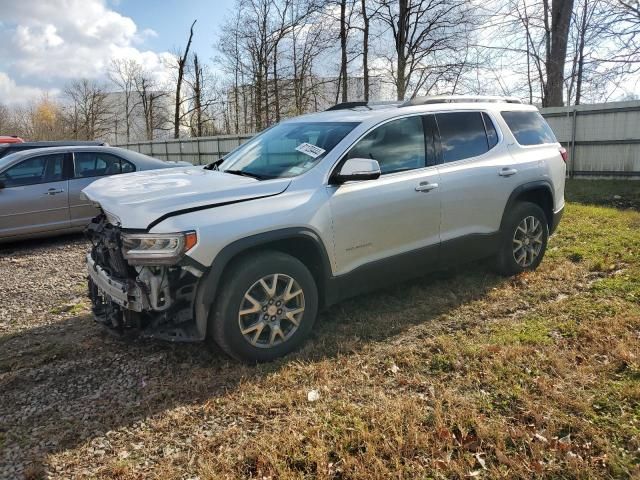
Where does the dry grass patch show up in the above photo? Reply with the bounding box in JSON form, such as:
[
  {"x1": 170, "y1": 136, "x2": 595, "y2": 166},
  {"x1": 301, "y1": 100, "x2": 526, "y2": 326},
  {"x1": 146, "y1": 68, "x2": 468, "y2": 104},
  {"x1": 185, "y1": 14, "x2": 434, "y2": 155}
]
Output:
[{"x1": 1, "y1": 180, "x2": 639, "y2": 479}]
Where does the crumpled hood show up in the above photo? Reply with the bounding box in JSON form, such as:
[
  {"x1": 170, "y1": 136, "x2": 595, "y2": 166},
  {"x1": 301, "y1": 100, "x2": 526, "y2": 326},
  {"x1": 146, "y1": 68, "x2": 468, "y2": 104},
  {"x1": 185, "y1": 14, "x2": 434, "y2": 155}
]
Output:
[{"x1": 82, "y1": 167, "x2": 291, "y2": 230}]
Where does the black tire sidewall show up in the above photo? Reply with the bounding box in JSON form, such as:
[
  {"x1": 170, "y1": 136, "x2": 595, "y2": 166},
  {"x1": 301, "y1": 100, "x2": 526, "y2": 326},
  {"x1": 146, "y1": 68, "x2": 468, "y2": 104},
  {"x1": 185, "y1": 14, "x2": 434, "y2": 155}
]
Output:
[
  {"x1": 210, "y1": 251, "x2": 318, "y2": 362},
  {"x1": 498, "y1": 202, "x2": 549, "y2": 275}
]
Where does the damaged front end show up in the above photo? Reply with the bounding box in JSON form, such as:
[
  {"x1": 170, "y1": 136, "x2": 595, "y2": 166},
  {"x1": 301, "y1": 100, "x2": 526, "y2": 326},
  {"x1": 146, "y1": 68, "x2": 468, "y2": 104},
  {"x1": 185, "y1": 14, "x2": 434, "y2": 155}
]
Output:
[{"x1": 85, "y1": 214, "x2": 205, "y2": 341}]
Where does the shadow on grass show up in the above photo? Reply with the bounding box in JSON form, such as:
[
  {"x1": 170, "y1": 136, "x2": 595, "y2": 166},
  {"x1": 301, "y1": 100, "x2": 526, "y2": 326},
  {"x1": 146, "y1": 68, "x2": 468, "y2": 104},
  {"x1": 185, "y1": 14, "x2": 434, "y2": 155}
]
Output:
[
  {"x1": 565, "y1": 179, "x2": 640, "y2": 211},
  {"x1": 0, "y1": 262, "x2": 503, "y2": 474}
]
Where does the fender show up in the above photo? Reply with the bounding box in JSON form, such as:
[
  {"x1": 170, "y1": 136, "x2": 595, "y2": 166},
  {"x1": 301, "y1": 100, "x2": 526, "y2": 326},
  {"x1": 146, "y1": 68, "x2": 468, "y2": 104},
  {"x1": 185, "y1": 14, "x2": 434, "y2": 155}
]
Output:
[
  {"x1": 499, "y1": 180, "x2": 555, "y2": 231},
  {"x1": 193, "y1": 227, "x2": 333, "y2": 339}
]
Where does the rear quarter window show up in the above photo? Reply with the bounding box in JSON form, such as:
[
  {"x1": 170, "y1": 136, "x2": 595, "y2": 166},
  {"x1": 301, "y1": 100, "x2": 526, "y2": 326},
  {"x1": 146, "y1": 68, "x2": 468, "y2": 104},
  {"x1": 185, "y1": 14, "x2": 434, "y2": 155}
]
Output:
[{"x1": 501, "y1": 111, "x2": 557, "y2": 146}]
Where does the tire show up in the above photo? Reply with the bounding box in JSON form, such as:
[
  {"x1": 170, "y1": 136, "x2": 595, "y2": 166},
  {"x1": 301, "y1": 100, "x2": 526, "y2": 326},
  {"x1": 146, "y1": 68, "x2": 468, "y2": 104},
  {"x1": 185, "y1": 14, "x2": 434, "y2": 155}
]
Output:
[
  {"x1": 495, "y1": 201, "x2": 549, "y2": 276},
  {"x1": 208, "y1": 250, "x2": 318, "y2": 362}
]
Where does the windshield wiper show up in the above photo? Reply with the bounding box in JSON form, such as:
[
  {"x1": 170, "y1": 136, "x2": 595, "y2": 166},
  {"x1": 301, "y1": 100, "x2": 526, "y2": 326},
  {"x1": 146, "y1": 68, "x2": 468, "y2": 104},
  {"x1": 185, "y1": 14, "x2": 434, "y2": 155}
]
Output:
[{"x1": 223, "y1": 169, "x2": 266, "y2": 180}]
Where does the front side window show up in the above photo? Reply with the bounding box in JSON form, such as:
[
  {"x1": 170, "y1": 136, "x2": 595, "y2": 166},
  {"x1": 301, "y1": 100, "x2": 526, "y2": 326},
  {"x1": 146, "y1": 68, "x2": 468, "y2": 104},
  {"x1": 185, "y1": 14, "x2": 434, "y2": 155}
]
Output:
[
  {"x1": 436, "y1": 112, "x2": 490, "y2": 163},
  {"x1": 74, "y1": 152, "x2": 133, "y2": 178},
  {"x1": 220, "y1": 122, "x2": 359, "y2": 179},
  {"x1": 0, "y1": 154, "x2": 64, "y2": 187},
  {"x1": 501, "y1": 111, "x2": 557, "y2": 146},
  {"x1": 346, "y1": 116, "x2": 426, "y2": 174}
]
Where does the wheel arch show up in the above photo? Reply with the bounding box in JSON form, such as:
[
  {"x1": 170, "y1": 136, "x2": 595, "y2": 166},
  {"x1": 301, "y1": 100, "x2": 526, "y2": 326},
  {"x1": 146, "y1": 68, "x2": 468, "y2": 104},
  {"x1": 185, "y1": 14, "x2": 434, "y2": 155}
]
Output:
[
  {"x1": 500, "y1": 181, "x2": 555, "y2": 233},
  {"x1": 193, "y1": 228, "x2": 333, "y2": 339}
]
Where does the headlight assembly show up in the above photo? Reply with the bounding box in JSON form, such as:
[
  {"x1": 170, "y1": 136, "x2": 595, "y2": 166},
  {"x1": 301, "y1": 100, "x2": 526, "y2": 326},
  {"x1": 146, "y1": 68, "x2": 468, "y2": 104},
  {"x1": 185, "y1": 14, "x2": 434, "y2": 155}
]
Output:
[{"x1": 121, "y1": 231, "x2": 197, "y2": 265}]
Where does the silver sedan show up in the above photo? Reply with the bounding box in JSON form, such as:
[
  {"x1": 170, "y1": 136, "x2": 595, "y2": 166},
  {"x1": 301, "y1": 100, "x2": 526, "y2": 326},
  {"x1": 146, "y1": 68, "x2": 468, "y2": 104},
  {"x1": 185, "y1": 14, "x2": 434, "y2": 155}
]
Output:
[{"x1": 0, "y1": 146, "x2": 187, "y2": 243}]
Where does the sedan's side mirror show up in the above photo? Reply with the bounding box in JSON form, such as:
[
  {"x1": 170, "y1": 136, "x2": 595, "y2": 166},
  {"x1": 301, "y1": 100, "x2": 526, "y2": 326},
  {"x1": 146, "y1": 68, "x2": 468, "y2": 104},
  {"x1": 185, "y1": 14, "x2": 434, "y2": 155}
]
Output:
[{"x1": 334, "y1": 158, "x2": 381, "y2": 184}]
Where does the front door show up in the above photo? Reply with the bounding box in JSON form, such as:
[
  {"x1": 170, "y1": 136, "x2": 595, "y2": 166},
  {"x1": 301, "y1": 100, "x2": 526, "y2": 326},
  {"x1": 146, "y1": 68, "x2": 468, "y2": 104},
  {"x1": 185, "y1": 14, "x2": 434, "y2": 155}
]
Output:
[
  {"x1": 0, "y1": 153, "x2": 70, "y2": 238},
  {"x1": 328, "y1": 115, "x2": 441, "y2": 277}
]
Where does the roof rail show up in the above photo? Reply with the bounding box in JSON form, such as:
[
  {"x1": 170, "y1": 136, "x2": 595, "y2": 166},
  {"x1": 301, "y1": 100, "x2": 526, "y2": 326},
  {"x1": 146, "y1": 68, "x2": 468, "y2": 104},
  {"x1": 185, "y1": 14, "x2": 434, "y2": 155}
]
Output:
[
  {"x1": 325, "y1": 100, "x2": 403, "y2": 111},
  {"x1": 402, "y1": 95, "x2": 523, "y2": 107},
  {"x1": 325, "y1": 101, "x2": 369, "y2": 111}
]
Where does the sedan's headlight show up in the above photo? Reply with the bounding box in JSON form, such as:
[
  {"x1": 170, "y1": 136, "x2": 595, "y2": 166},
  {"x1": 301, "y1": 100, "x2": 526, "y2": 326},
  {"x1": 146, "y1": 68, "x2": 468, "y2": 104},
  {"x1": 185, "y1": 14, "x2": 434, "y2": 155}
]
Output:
[{"x1": 121, "y1": 231, "x2": 197, "y2": 265}]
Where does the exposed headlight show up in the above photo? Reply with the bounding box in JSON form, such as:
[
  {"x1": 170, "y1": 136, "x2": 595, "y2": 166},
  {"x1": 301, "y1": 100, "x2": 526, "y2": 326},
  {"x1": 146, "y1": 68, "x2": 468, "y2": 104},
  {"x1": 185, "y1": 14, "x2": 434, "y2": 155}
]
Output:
[{"x1": 121, "y1": 231, "x2": 197, "y2": 265}]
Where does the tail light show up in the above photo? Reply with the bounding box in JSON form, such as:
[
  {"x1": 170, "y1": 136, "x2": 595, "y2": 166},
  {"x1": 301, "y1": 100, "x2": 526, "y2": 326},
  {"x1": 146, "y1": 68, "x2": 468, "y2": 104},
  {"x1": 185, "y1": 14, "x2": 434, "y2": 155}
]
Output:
[{"x1": 559, "y1": 147, "x2": 568, "y2": 163}]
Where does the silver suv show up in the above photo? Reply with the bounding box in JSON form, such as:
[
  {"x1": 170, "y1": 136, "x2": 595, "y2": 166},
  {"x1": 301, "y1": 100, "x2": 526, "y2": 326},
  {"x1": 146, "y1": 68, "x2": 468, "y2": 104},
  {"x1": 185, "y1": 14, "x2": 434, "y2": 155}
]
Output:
[{"x1": 83, "y1": 96, "x2": 566, "y2": 362}]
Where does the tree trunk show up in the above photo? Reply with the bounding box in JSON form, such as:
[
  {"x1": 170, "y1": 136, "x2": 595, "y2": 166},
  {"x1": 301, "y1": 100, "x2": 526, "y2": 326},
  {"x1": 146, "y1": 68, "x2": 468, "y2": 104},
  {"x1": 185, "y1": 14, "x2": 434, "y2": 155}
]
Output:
[
  {"x1": 396, "y1": 0, "x2": 408, "y2": 101},
  {"x1": 340, "y1": 0, "x2": 348, "y2": 103},
  {"x1": 361, "y1": 0, "x2": 369, "y2": 102},
  {"x1": 174, "y1": 20, "x2": 196, "y2": 138},
  {"x1": 543, "y1": 0, "x2": 574, "y2": 107},
  {"x1": 575, "y1": 0, "x2": 588, "y2": 105},
  {"x1": 273, "y1": 43, "x2": 281, "y2": 123}
]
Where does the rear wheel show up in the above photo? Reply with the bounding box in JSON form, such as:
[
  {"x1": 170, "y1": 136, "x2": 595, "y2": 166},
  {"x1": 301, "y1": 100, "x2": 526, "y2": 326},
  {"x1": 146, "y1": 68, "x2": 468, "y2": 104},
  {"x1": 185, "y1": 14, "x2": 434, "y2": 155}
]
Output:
[
  {"x1": 208, "y1": 251, "x2": 318, "y2": 362},
  {"x1": 495, "y1": 201, "x2": 548, "y2": 276}
]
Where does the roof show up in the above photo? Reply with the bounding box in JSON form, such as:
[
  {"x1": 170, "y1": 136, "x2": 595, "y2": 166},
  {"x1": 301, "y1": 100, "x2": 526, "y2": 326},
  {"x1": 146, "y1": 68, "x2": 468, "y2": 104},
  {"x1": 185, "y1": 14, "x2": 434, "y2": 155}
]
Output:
[
  {"x1": 0, "y1": 145, "x2": 171, "y2": 172},
  {"x1": 287, "y1": 96, "x2": 538, "y2": 126}
]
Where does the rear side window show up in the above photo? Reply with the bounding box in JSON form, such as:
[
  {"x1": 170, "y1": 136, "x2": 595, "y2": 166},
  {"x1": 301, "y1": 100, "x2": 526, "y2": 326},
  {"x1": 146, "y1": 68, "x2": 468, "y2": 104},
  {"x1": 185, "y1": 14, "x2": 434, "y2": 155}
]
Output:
[
  {"x1": 482, "y1": 113, "x2": 499, "y2": 149},
  {"x1": 436, "y1": 112, "x2": 489, "y2": 163},
  {"x1": 501, "y1": 111, "x2": 557, "y2": 145},
  {"x1": 74, "y1": 152, "x2": 135, "y2": 178}
]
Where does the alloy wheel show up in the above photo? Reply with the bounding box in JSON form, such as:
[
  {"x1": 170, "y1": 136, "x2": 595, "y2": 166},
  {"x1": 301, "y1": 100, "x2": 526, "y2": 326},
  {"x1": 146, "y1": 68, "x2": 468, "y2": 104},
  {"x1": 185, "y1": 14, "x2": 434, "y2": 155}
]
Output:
[
  {"x1": 237, "y1": 273, "x2": 305, "y2": 348},
  {"x1": 512, "y1": 215, "x2": 543, "y2": 267}
]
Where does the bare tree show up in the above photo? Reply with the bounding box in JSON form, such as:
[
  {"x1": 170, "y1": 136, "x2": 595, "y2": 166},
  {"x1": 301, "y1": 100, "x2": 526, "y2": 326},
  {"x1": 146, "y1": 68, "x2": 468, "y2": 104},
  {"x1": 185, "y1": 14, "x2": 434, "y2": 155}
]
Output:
[
  {"x1": 173, "y1": 20, "x2": 197, "y2": 138},
  {"x1": 134, "y1": 69, "x2": 170, "y2": 140},
  {"x1": 64, "y1": 79, "x2": 111, "y2": 140},
  {"x1": 376, "y1": 0, "x2": 473, "y2": 101},
  {"x1": 108, "y1": 58, "x2": 140, "y2": 142}
]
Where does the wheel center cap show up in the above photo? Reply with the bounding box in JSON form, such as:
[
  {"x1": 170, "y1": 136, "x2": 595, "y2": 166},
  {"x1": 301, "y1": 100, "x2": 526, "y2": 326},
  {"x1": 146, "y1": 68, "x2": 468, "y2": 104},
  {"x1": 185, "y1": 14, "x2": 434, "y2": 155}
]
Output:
[
  {"x1": 267, "y1": 305, "x2": 278, "y2": 316},
  {"x1": 524, "y1": 238, "x2": 530, "y2": 246}
]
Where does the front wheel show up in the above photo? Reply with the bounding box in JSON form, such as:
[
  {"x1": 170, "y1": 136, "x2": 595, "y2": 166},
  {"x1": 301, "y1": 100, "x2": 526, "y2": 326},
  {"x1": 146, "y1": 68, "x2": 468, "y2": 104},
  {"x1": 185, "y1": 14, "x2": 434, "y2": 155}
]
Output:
[
  {"x1": 208, "y1": 251, "x2": 318, "y2": 362},
  {"x1": 495, "y1": 201, "x2": 549, "y2": 276}
]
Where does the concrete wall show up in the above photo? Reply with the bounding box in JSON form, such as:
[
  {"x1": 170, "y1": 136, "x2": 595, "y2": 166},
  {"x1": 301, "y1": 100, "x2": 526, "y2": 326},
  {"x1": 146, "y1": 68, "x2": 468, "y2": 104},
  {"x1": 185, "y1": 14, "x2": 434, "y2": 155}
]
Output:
[{"x1": 116, "y1": 101, "x2": 640, "y2": 178}]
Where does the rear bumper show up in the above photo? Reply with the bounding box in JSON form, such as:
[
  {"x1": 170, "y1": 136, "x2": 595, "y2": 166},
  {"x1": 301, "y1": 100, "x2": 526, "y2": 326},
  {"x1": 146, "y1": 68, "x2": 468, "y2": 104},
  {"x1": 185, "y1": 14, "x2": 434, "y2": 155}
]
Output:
[{"x1": 550, "y1": 206, "x2": 564, "y2": 235}]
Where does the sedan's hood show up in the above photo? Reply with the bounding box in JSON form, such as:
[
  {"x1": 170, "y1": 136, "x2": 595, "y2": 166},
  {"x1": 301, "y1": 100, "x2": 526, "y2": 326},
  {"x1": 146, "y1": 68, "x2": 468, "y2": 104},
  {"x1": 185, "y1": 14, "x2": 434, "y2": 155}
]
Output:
[{"x1": 82, "y1": 167, "x2": 291, "y2": 229}]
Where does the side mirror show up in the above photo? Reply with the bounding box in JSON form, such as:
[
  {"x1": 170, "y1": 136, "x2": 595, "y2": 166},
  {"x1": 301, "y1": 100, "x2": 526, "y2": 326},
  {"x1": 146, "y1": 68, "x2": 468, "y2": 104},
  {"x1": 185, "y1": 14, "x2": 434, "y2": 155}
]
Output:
[{"x1": 334, "y1": 158, "x2": 381, "y2": 184}]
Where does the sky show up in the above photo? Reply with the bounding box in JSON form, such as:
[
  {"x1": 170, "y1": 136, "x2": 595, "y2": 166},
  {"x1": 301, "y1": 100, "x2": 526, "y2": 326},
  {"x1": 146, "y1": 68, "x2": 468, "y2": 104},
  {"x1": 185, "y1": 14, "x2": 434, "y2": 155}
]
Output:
[{"x1": 0, "y1": 0, "x2": 235, "y2": 105}]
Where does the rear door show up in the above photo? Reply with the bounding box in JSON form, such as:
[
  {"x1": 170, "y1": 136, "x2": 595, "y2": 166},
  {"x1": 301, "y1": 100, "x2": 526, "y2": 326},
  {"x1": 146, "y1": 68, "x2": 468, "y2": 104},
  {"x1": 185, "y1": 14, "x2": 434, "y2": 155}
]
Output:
[
  {"x1": 68, "y1": 151, "x2": 136, "y2": 227},
  {"x1": 0, "y1": 153, "x2": 70, "y2": 238},
  {"x1": 435, "y1": 111, "x2": 531, "y2": 256}
]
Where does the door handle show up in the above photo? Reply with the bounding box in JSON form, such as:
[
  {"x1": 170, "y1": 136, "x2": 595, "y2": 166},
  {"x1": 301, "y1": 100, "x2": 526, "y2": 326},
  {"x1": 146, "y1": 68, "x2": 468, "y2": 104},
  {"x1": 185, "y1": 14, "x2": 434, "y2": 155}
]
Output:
[
  {"x1": 498, "y1": 168, "x2": 518, "y2": 177},
  {"x1": 415, "y1": 182, "x2": 439, "y2": 192},
  {"x1": 44, "y1": 188, "x2": 65, "y2": 195}
]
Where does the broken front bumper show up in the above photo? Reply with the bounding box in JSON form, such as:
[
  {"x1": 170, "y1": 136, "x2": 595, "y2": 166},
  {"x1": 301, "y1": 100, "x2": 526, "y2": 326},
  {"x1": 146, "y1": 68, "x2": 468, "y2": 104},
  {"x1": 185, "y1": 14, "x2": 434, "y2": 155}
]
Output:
[
  {"x1": 86, "y1": 254, "x2": 204, "y2": 342},
  {"x1": 87, "y1": 253, "x2": 147, "y2": 312}
]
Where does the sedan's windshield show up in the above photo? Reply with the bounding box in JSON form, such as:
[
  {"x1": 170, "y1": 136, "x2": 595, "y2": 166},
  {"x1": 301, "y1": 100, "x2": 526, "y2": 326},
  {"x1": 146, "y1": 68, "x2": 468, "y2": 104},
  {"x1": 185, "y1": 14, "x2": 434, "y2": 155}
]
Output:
[{"x1": 218, "y1": 122, "x2": 359, "y2": 179}]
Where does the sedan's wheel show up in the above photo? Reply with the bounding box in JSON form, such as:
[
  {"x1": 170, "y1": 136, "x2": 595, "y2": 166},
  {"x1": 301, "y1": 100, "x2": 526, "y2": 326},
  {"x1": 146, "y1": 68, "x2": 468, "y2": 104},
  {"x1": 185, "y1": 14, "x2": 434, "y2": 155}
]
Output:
[
  {"x1": 495, "y1": 201, "x2": 549, "y2": 276},
  {"x1": 209, "y1": 251, "x2": 318, "y2": 362},
  {"x1": 238, "y1": 273, "x2": 305, "y2": 348}
]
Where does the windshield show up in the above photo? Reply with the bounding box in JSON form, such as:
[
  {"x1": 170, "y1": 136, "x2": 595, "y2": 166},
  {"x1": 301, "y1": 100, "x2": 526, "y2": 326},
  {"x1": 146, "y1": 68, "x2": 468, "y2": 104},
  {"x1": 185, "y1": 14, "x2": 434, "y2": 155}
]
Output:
[{"x1": 219, "y1": 122, "x2": 359, "y2": 179}]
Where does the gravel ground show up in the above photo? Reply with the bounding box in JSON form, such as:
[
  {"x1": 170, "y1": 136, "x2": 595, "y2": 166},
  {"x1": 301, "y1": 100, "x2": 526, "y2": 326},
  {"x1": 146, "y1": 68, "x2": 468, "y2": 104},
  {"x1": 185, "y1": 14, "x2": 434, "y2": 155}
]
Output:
[
  {"x1": 0, "y1": 235, "x2": 88, "y2": 336},
  {"x1": 0, "y1": 235, "x2": 241, "y2": 479}
]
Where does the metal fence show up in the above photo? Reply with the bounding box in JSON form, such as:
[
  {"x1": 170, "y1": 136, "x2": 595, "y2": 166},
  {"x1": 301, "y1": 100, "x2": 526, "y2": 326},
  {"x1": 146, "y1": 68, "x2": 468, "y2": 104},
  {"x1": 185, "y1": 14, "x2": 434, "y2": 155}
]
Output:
[
  {"x1": 116, "y1": 134, "x2": 254, "y2": 165},
  {"x1": 541, "y1": 100, "x2": 640, "y2": 178},
  {"x1": 116, "y1": 100, "x2": 640, "y2": 178}
]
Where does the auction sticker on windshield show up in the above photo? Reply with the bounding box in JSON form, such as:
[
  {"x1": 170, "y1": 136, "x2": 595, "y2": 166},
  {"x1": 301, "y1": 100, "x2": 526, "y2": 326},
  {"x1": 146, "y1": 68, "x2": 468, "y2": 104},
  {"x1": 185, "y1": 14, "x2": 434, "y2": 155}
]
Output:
[{"x1": 295, "y1": 142, "x2": 326, "y2": 158}]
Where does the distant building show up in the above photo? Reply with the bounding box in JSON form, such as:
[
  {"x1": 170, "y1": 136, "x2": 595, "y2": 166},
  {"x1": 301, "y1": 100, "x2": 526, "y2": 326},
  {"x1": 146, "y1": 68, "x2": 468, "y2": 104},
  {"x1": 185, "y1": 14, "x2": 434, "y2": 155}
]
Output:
[{"x1": 104, "y1": 90, "x2": 173, "y2": 144}]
